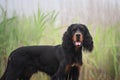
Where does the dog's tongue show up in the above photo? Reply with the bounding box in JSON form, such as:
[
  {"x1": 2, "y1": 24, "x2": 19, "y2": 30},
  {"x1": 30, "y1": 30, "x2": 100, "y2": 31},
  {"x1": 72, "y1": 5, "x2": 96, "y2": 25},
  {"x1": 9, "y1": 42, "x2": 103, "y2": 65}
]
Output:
[{"x1": 75, "y1": 42, "x2": 81, "y2": 46}]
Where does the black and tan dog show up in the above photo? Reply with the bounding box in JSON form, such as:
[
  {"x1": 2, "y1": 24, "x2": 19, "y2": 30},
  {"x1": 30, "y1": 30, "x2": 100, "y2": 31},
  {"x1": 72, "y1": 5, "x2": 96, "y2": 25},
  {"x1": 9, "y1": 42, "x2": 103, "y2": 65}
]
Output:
[{"x1": 0, "y1": 24, "x2": 93, "y2": 80}]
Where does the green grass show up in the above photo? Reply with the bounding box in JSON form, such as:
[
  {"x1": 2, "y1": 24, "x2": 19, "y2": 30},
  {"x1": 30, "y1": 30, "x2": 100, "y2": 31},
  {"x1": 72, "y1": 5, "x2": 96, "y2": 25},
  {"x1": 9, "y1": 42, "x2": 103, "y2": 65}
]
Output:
[
  {"x1": 0, "y1": 6, "x2": 120, "y2": 80},
  {"x1": 82, "y1": 24, "x2": 120, "y2": 80},
  {"x1": 0, "y1": 7, "x2": 61, "y2": 80}
]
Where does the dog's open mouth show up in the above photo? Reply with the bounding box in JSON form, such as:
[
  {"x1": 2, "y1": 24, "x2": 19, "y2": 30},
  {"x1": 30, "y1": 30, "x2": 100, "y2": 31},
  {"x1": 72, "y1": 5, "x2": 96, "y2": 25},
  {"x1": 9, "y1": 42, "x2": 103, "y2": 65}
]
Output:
[{"x1": 74, "y1": 41, "x2": 82, "y2": 46}]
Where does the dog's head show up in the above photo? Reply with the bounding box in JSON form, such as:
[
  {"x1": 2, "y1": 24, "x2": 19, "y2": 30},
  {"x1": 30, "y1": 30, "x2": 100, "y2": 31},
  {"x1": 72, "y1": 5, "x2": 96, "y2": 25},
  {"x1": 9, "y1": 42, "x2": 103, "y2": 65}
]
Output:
[{"x1": 62, "y1": 24, "x2": 93, "y2": 52}]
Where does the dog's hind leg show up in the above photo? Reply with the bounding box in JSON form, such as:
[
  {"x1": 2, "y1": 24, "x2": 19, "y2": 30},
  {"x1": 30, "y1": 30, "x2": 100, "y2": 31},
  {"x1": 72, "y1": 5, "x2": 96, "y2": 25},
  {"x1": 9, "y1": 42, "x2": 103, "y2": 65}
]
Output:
[
  {"x1": 1, "y1": 66, "x2": 21, "y2": 80},
  {"x1": 18, "y1": 66, "x2": 37, "y2": 80},
  {"x1": 0, "y1": 74, "x2": 5, "y2": 80},
  {"x1": 0, "y1": 63, "x2": 20, "y2": 80},
  {"x1": 0, "y1": 58, "x2": 25, "y2": 80},
  {"x1": 18, "y1": 76, "x2": 31, "y2": 80}
]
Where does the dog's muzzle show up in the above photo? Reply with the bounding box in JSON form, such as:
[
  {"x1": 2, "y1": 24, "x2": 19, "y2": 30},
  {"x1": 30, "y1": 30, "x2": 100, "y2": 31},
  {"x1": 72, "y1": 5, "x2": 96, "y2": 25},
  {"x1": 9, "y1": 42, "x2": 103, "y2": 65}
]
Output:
[{"x1": 73, "y1": 33, "x2": 83, "y2": 47}]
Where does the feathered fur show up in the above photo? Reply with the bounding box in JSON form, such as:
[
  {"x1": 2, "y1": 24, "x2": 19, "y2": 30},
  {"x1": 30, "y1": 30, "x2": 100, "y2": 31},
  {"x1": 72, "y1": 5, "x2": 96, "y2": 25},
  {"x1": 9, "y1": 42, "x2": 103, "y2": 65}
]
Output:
[{"x1": 0, "y1": 23, "x2": 93, "y2": 80}]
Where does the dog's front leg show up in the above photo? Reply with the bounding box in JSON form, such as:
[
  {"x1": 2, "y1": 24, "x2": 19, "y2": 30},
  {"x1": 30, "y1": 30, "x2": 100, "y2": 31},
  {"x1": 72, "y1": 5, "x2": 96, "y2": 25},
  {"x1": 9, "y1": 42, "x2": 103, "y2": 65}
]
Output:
[{"x1": 51, "y1": 59, "x2": 67, "y2": 80}]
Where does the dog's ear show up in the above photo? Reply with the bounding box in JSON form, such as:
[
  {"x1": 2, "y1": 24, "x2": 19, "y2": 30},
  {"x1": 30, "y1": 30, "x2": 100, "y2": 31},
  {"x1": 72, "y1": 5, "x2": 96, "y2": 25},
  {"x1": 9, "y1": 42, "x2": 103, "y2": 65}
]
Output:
[
  {"x1": 66, "y1": 24, "x2": 76, "y2": 33},
  {"x1": 63, "y1": 24, "x2": 77, "y2": 42},
  {"x1": 82, "y1": 24, "x2": 93, "y2": 52},
  {"x1": 62, "y1": 24, "x2": 75, "y2": 51}
]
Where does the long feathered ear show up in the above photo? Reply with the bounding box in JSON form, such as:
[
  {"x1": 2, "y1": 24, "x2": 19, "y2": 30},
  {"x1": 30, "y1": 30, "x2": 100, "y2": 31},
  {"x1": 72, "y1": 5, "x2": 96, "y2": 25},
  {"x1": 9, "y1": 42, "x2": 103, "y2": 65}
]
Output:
[
  {"x1": 82, "y1": 24, "x2": 93, "y2": 52},
  {"x1": 62, "y1": 24, "x2": 75, "y2": 52}
]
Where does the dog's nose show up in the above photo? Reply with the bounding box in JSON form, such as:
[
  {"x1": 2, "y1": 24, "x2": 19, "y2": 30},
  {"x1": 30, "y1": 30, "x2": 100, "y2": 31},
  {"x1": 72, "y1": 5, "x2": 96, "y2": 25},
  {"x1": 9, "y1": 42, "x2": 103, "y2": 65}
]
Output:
[
  {"x1": 76, "y1": 34, "x2": 81, "y2": 41},
  {"x1": 76, "y1": 34, "x2": 80, "y2": 38}
]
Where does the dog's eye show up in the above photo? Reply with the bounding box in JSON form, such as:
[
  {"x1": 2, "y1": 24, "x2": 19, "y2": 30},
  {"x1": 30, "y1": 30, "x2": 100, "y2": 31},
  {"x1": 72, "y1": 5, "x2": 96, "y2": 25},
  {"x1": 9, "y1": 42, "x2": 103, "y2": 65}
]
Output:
[
  {"x1": 79, "y1": 27, "x2": 84, "y2": 31},
  {"x1": 72, "y1": 27, "x2": 77, "y2": 31}
]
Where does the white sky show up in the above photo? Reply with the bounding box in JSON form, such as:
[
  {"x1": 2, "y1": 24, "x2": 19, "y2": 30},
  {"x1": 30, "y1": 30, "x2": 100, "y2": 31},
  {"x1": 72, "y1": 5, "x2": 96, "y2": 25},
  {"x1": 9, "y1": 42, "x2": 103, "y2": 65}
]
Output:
[
  {"x1": 0, "y1": 0, "x2": 60, "y2": 17},
  {"x1": 0, "y1": 0, "x2": 120, "y2": 25}
]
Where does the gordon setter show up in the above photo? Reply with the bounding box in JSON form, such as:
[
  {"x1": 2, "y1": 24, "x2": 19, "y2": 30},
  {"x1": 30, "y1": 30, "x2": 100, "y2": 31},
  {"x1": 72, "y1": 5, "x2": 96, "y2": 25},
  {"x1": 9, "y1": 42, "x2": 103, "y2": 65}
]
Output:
[{"x1": 0, "y1": 24, "x2": 93, "y2": 80}]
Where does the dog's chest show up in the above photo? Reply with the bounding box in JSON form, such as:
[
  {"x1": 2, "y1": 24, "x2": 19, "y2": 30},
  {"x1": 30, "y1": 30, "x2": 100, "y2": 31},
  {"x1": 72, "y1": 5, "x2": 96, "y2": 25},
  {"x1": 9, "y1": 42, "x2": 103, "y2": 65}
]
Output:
[
  {"x1": 67, "y1": 51, "x2": 82, "y2": 65},
  {"x1": 72, "y1": 54, "x2": 81, "y2": 64}
]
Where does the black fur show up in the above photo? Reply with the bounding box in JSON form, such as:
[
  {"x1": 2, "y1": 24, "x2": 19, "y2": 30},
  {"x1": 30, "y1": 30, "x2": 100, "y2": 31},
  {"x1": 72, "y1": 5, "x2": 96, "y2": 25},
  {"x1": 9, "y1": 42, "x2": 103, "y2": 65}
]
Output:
[
  {"x1": 0, "y1": 24, "x2": 93, "y2": 80},
  {"x1": 61, "y1": 24, "x2": 93, "y2": 80},
  {"x1": 82, "y1": 24, "x2": 93, "y2": 51}
]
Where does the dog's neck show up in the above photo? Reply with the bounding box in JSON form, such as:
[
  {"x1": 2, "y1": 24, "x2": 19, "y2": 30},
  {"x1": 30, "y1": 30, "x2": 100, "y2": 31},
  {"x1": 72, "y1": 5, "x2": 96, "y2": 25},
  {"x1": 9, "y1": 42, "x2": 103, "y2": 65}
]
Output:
[
  {"x1": 63, "y1": 45, "x2": 83, "y2": 65},
  {"x1": 75, "y1": 46, "x2": 82, "y2": 51},
  {"x1": 73, "y1": 46, "x2": 83, "y2": 65},
  {"x1": 74, "y1": 46, "x2": 82, "y2": 55}
]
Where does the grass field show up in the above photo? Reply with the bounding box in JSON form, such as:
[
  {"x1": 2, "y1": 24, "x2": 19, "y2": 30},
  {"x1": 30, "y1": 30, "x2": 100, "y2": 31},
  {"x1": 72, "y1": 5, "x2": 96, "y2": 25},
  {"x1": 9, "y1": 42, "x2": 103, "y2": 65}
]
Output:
[{"x1": 0, "y1": 8, "x2": 120, "y2": 80}]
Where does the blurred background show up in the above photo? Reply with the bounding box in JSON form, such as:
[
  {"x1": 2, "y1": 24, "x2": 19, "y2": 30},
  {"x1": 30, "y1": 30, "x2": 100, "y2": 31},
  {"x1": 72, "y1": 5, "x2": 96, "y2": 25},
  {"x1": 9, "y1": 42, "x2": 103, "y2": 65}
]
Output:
[{"x1": 0, "y1": 0, "x2": 120, "y2": 80}]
